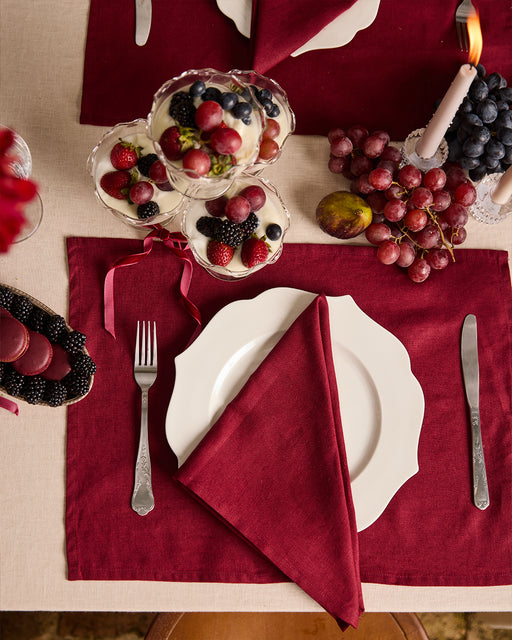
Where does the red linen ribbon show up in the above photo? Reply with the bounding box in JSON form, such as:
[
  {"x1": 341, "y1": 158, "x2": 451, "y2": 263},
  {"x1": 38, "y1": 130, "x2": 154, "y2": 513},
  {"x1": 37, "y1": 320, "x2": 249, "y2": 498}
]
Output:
[
  {"x1": 0, "y1": 396, "x2": 19, "y2": 415},
  {"x1": 104, "y1": 225, "x2": 201, "y2": 339}
]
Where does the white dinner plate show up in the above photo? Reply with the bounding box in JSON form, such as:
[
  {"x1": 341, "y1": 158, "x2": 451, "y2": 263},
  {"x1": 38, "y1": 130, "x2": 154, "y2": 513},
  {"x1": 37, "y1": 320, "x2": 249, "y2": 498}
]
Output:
[
  {"x1": 166, "y1": 288, "x2": 424, "y2": 531},
  {"x1": 216, "y1": 0, "x2": 381, "y2": 57}
]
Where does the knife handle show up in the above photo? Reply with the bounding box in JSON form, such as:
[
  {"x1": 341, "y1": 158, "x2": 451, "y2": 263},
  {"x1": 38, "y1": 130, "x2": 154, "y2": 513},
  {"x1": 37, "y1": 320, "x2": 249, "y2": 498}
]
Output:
[{"x1": 470, "y1": 408, "x2": 490, "y2": 510}]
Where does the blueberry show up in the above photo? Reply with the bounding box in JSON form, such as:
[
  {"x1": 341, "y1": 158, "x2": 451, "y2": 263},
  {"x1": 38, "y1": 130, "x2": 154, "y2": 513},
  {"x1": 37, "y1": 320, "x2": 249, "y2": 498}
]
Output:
[
  {"x1": 462, "y1": 137, "x2": 484, "y2": 158},
  {"x1": 485, "y1": 72, "x2": 503, "y2": 92},
  {"x1": 231, "y1": 101, "x2": 252, "y2": 119},
  {"x1": 219, "y1": 92, "x2": 238, "y2": 110},
  {"x1": 476, "y1": 63, "x2": 486, "y2": 77},
  {"x1": 268, "y1": 104, "x2": 280, "y2": 118},
  {"x1": 189, "y1": 81, "x2": 206, "y2": 97},
  {"x1": 476, "y1": 98, "x2": 498, "y2": 124},
  {"x1": 202, "y1": 87, "x2": 222, "y2": 102},
  {"x1": 447, "y1": 113, "x2": 462, "y2": 133},
  {"x1": 241, "y1": 116, "x2": 252, "y2": 125},
  {"x1": 497, "y1": 87, "x2": 512, "y2": 103},
  {"x1": 448, "y1": 139, "x2": 463, "y2": 162},
  {"x1": 265, "y1": 223, "x2": 282, "y2": 241},
  {"x1": 240, "y1": 88, "x2": 252, "y2": 101},
  {"x1": 457, "y1": 127, "x2": 469, "y2": 144},
  {"x1": 257, "y1": 88, "x2": 272, "y2": 102},
  {"x1": 261, "y1": 99, "x2": 274, "y2": 115}
]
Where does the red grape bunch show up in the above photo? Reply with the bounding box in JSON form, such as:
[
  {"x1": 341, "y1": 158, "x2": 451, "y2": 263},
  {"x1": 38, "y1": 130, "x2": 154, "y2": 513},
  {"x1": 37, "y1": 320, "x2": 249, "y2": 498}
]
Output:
[{"x1": 327, "y1": 125, "x2": 477, "y2": 283}]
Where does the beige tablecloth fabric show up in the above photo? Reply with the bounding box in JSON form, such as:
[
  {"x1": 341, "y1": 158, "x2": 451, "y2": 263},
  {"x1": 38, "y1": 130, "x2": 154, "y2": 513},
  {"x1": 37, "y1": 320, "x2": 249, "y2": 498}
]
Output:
[{"x1": 1, "y1": 0, "x2": 511, "y2": 613}]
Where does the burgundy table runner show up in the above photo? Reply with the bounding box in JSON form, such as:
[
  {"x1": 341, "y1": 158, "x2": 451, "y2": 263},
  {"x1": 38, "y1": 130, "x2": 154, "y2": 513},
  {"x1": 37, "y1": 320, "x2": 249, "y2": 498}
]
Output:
[
  {"x1": 66, "y1": 238, "x2": 512, "y2": 587},
  {"x1": 80, "y1": 0, "x2": 512, "y2": 139}
]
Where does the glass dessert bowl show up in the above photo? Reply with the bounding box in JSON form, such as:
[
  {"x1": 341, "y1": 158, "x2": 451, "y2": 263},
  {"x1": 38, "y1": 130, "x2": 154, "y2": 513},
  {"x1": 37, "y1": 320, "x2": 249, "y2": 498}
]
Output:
[
  {"x1": 182, "y1": 174, "x2": 290, "y2": 280},
  {"x1": 88, "y1": 119, "x2": 187, "y2": 228},
  {"x1": 147, "y1": 69, "x2": 267, "y2": 199},
  {"x1": 230, "y1": 69, "x2": 296, "y2": 170}
]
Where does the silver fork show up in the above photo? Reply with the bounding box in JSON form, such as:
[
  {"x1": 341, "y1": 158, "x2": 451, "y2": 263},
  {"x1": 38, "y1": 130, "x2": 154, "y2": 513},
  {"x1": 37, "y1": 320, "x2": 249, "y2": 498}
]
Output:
[
  {"x1": 455, "y1": 0, "x2": 476, "y2": 52},
  {"x1": 131, "y1": 321, "x2": 157, "y2": 516}
]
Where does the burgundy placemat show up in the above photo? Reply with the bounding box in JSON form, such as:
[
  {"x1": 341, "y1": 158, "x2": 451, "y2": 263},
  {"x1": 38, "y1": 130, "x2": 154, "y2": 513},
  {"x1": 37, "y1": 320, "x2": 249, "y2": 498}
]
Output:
[
  {"x1": 80, "y1": 0, "x2": 512, "y2": 139},
  {"x1": 66, "y1": 238, "x2": 512, "y2": 585}
]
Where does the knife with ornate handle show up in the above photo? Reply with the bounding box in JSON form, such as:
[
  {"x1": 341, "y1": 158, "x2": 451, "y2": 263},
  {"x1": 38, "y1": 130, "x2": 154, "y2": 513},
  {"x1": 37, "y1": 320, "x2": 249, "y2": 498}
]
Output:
[
  {"x1": 461, "y1": 314, "x2": 489, "y2": 510},
  {"x1": 135, "y1": 0, "x2": 152, "y2": 46}
]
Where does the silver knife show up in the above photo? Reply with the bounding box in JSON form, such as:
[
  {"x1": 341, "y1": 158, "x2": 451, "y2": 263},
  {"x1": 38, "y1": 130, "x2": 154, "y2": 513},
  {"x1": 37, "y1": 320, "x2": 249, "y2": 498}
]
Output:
[
  {"x1": 461, "y1": 314, "x2": 489, "y2": 510},
  {"x1": 135, "y1": 0, "x2": 152, "y2": 46}
]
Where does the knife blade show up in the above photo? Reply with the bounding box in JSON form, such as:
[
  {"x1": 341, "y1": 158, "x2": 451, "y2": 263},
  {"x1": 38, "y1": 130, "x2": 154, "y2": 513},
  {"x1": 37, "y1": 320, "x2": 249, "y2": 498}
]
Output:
[
  {"x1": 135, "y1": 0, "x2": 152, "y2": 46},
  {"x1": 461, "y1": 314, "x2": 489, "y2": 510}
]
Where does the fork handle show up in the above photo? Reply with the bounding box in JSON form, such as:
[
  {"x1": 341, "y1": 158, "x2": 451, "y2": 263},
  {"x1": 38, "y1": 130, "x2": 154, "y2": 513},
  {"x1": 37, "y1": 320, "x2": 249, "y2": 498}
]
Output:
[{"x1": 131, "y1": 389, "x2": 155, "y2": 516}]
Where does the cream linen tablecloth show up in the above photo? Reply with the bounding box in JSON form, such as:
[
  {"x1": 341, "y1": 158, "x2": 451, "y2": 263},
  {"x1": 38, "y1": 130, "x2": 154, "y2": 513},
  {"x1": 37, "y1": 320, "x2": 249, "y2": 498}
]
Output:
[{"x1": 1, "y1": 0, "x2": 511, "y2": 613}]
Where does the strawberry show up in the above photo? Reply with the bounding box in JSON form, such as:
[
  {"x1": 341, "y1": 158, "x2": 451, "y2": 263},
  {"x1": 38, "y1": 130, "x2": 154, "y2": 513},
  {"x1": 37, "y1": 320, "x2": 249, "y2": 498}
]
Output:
[
  {"x1": 99, "y1": 170, "x2": 131, "y2": 199},
  {"x1": 206, "y1": 240, "x2": 234, "y2": 267},
  {"x1": 241, "y1": 235, "x2": 271, "y2": 268},
  {"x1": 110, "y1": 139, "x2": 140, "y2": 170}
]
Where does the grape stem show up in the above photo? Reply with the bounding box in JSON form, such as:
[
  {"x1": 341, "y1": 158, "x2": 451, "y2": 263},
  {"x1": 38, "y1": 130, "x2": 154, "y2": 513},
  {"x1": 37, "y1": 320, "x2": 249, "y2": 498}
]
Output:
[{"x1": 426, "y1": 208, "x2": 456, "y2": 261}]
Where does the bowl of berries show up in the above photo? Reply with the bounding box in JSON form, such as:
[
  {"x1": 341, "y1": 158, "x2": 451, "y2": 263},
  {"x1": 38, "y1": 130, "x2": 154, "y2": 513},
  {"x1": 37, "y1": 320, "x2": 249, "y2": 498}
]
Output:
[
  {"x1": 147, "y1": 69, "x2": 267, "y2": 200},
  {"x1": 181, "y1": 175, "x2": 290, "y2": 280},
  {"x1": 229, "y1": 69, "x2": 296, "y2": 169},
  {"x1": 88, "y1": 118, "x2": 187, "y2": 228}
]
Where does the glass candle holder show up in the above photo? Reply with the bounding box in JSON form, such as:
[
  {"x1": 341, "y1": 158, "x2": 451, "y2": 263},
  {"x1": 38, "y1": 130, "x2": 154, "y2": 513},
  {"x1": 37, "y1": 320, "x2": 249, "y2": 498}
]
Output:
[
  {"x1": 471, "y1": 173, "x2": 512, "y2": 224},
  {"x1": 401, "y1": 128, "x2": 448, "y2": 171},
  {"x1": 147, "y1": 69, "x2": 266, "y2": 199}
]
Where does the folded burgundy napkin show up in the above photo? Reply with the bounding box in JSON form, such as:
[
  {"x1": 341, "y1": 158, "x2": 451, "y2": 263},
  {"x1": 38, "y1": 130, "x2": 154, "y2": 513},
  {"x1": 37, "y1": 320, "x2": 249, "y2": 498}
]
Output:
[
  {"x1": 65, "y1": 239, "x2": 512, "y2": 589},
  {"x1": 175, "y1": 294, "x2": 363, "y2": 629},
  {"x1": 250, "y1": 0, "x2": 357, "y2": 73}
]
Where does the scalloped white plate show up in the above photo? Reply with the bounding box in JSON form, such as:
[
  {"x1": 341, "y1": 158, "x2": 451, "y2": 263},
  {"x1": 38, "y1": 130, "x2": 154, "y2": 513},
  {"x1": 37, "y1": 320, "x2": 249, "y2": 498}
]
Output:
[
  {"x1": 166, "y1": 288, "x2": 424, "y2": 531},
  {"x1": 216, "y1": 0, "x2": 381, "y2": 57}
]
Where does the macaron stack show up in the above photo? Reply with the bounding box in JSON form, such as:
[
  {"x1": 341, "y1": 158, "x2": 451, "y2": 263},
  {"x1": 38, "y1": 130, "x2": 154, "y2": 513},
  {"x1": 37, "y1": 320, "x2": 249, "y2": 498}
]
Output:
[{"x1": 0, "y1": 284, "x2": 95, "y2": 407}]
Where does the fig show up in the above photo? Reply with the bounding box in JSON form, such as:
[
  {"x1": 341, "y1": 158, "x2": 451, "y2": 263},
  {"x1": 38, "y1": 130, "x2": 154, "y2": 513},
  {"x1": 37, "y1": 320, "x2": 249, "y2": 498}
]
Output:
[{"x1": 316, "y1": 191, "x2": 372, "y2": 239}]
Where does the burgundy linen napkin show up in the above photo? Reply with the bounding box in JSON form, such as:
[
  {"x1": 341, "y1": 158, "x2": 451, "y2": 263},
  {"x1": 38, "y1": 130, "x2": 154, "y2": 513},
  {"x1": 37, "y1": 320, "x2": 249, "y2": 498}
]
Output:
[
  {"x1": 80, "y1": 0, "x2": 512, "y2": 139},
  {"x1": 175, "y1": 294, "x2": 363, "y2": 629},
  {"x1": 66, "y1": 239, "x2": 512, "y2": 587},
  {"x1": 250, "y1": 0, "x2": 357, "y2": 73}
]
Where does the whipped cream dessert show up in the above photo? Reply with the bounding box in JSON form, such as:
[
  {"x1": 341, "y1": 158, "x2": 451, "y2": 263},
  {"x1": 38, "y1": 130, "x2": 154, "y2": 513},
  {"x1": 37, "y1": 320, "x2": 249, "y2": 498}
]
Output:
[
  {"x1": 95, "y1": 132, "x2": 183, "y2": 220},
  {"x1": 184, "y1": 178, "x2": 289, "y2": 276},
  {"x1": 150, "y1": 81, "x2": 264, "y2": 170}
]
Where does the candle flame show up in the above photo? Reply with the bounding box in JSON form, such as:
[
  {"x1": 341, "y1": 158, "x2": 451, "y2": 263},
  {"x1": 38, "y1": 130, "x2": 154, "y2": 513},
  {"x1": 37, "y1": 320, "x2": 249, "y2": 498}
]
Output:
[{"x1": 468, "y1": 11, "x2": 482, "y2": 66}]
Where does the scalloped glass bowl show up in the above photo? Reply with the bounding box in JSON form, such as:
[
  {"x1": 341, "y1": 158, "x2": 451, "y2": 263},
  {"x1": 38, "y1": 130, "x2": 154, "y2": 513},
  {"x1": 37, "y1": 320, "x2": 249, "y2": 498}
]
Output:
[
  {"x1": 87, "y1": 119, "x2": 187, "y2": 228},
  {"x1": 147, "y1": 69, "x2": 267, "y2": 200},
  {"x1": 181, "y1": 175, "x2": 290, "y2": 281},
  {"x1": 230, "y1": 69, "x2": 296, "y2": 171}
]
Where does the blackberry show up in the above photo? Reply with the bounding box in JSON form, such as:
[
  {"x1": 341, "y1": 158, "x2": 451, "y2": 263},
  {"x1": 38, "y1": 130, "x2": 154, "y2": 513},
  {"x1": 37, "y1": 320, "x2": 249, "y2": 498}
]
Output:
[
  {"x1": 45, "y1": 314, "x2": 67, "y2": 343},
  {"x1": 60, "y1": 330, "x2": 87, "y2": 354},
  {"x1": 215, "y1": 219, "x2": 243, "y2": 248},
  {"x1": 0, "y1": 285, "x2": 14, "y2": 310},
  {"x1": 10, "y1": 294, "x2": 33, "y2": 322},
  {"x1": 43, "y1": 380, "x2": 68, "y2": 407},
  {"x1": 196, "y1": 215, "x2": 221, "y2": 238},
  {"x1": 3, "y1": 368, "x2": 25, "y2": 397},
  {"x1": 22, "y1": 376, "x2": 46, "y2": 405},
  {"x1": 64, "y1": 370, "x2": 91, "y2": 399},
  {"x1": 137, "y1": 200, "x2": 160, "y2": 220},
  {"x1": 0, "y1": 361, "x2": 6, "y2": 384},
  {"x1": 169, "y1": 91, "x2": 196, "y2": 128},
  {"x1": 27, "y1": 307, "x2": 50, "y2": 332},
  {"x1": 137, "y1": 153, "x2": 159, "y2": 177},
  {"x1": 239, "y1": 212, "x2": 259, "y2": 241},
  {"x1": 72, "y1": 352, "x2": 97, "y2": 377}
]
